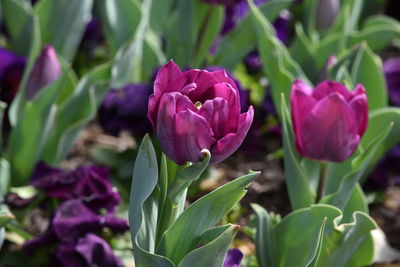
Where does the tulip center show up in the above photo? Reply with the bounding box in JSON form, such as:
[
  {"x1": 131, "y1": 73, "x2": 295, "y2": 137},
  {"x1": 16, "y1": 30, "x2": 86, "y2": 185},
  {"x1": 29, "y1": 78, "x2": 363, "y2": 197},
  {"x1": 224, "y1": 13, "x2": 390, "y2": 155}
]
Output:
[{"x1": 194, "y1": 101, "x2": 202, "y2": 109}]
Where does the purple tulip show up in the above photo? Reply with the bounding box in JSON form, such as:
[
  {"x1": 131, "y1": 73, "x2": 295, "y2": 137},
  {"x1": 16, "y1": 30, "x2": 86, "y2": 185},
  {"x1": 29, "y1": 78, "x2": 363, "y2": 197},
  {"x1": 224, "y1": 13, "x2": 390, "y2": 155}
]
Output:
[
  {"x1": 223, "y1": 248, "x2": 243, "y2": 267},
  {"x1": 148, "y1": 61, "x2": 254, "y2": 165},
  {"x1": 383, "y1": 58, "x2": 400, "y2": 106},
  {"x1": 0, "y1": 47, "x2": 26, "y2": 104},
  {"x1": 98, "y1": 83, "x2": 152, "y2": 136},
  {"x1": 25, "y1": 44, "x2": 61, "y2": 100},
  {"x1": 291, "y1": 80, "x2": 368, "y2": 162},
  {"x1": 31, "y1": 162, "x2": 121, "y2": 213}
]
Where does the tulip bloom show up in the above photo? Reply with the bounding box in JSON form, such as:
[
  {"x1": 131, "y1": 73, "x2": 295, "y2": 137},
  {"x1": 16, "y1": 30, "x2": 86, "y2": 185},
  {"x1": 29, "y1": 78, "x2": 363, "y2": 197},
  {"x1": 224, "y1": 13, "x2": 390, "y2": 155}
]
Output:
[
  {"x1": 291, "y1": 80, "x2": 368, "y2": 162},
  {"x1": 148, "y1": 61, "x2": 254, "y2": 165},
  {"x1": 26, "y1": 44, "x2": 61, "y2": 100}
]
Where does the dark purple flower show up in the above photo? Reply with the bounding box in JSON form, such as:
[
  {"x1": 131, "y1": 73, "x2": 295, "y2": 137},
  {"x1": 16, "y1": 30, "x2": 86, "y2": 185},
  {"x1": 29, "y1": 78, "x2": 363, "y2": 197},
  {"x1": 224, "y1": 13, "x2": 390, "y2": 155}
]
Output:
[
  {"x1": 53, "y1": 199, "x2": 128, "y2": 243},
  {"x1": 39, "y1": 233, "x2": 124, "y2": 267},
  {"x1": 25, "y1": 44, "x2": 61, "y2": 100},
  {"x1": 223, "y1": 248, "x2": 243, "y2": 267},
  {"x1": 99, "y1": 83, "x2": 152, "y2": 136},
  {"x1": 0, "y1": 47, "x2": 26, "y2": 104},
  {"x1": 383, "y1": 58, "x2": 400, "y2": 106},
  {"x1": 368, "y1": 145, "x2": 400, "y2": 189},
  {"x1": 205, "y1": 66, "x2": 250, "y2": 112},
  {"x1": 31, "y1": 162, "x2": 121, "y2": 213},
  {"x1": 23, "y1": 200, "x2": 128, "y2": 265}
]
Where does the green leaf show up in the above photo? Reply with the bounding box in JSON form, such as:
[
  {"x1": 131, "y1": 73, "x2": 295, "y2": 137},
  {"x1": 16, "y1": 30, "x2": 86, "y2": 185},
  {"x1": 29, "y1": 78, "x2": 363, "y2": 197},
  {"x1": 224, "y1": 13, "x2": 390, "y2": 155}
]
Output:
[
  {"x1": 167, "y1": 150, "x2": 211, "y2": 204},
  {"x1": 1, "y1": 0, "x2": 33, "y2": 54},
  {"x1": 248, "y1": 0, "x2": 308, "y2": 116},
  {"x1": 192, "y1": 3, "x2": 224, "y2": 67},
  {"x1": 178, "y1": 225, "x2": 238, "y2": 267},
  {"x1": 326, "y1": 0, "x2": 363, "y2": 36},
  {"x1": 165, "y1": 0, "x2": 194, "y2": 67},
  {"x1": 280, "y1": 94, "x2": 315, "y2": 209},
  {"x1": 8, "y1": 15, "x2": 42, "y2": 126},
  {"x1": 253, "y1": 204, "x2": 376, "y2": 267},
  {"x1": 0, "y1": 205, "x2": 14, "y2": 227},
  {"x1": 95, "y1": 0, "x2": 141, "y2": 54},
  {"x1": 34, "y1": 0, "x2": 93, "y2": 61},
  {"x1": 304, "y1": 217, "x2": 327, "y2": 267},
  {"x1": 0, "y1": 101, "x2": 6, "y2": 152},
  {"x1": 8, "y1": 79, "x2": 62, "y2": 186},
  {"x1": 149, "y1": 0, "x2": 173, "y2": 35},
  {"x1": 42, "y1": 63, "x2": 110, "y2": 164},
  {"x1": 214, "y1": 0, "x2": 293, "y2": 70},
  {"x1": 0, "y1": 159, "x2": 10, "y2": 201},
  {"x1": 157, "y1": 171, "x2": 259, "y2": 265},
  {"x1": 274, "y1": 205, "x2": 341, "y2": 267},
  {"x1": 129, "y1": 135, "x2": 175, "y2": 267},
  {"x1": 252, "y1": 204, "x2": 277, "y2": 267},
  {"x1": 349, "y1": 15, "x2": 400, "y2": 51},
  {"x1": 358, "y1": 107, "x2": 400, "y2": 182},
  {"x1": 111, "y1": 0, "x2": 155, "y2": 86},
  {"x1": 351, "y1": 43, "x2": 388, "y2": 110},
  {"x1": 316, "y1": 212, "x2": 376, "y2": 267}
]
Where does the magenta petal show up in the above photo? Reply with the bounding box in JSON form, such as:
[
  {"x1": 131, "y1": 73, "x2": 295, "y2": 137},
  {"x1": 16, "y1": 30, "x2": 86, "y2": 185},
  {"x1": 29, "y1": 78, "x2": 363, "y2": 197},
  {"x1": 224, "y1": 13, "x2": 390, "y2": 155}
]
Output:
[
  {"x1": 184, "y1": 70, "x2": 219, "y2": 102},
  {"x1": 312, "y1": 80, "x2": 353, "y2": 101},
  {"x1": 149, "y1": 61, "x2": 185, "y2": 125},
  {"x1": 154, "y1": 60, "x2": 184, "y2": 96},
  {"x1": 290, "y1": 80, "x2": 317, "y2": 154},
  {"x1": 210, "y1": 106, "x2": 254, "y2": 164},
  {"x1": 156, "y1": 93, "x2": 215, "y2": 164},
  {"x1": 199, "y1": 97, "x2": 238, "y2": 139},
  {"x1": 300, "y1": 93, "x2": 360, "y2": 162},
  {"x1": 210, "y1": 70, "x2": 238, "y2": 90},
  {"x1": 349, "y1": 84, "x2": 368, "y2": 136}
]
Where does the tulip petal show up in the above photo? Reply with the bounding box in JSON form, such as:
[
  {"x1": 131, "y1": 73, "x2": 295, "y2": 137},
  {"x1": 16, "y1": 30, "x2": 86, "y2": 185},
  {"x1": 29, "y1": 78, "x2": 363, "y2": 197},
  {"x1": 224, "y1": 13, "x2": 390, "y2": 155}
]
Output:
[
  {"x1": 149, "y1": 61, "x2": 185, "y2": 125},
  {"x1": 300, "y1": 92, "x2": 360, "y2": 162},
  {"x1": 211, "y1": 106, "x2": 254, "y2": 164},
  {"x1": 199, "y1": 97, "x2": 238, "y2": 139},
  {"x1": 184, "y1": 69, "x2": 219, "y2": 102},
  {"x1": 157, "y1": 92, "x2": 215, "y2": 164},
  {"x1": 313, "y1": 80, "x2": 353, "y2": 101},
  {"x1": 210, "y1": 70, "x2": 238, "y2": 90},
  {"x1": 154, "y1": 60, "x2": 184, "y2": 96},
  {"x1": 349, "y1": 84, "x2": 368, "y2": 136},
  {"x1": 290, "y1": 80, "x2": 317, "y2": 154}
]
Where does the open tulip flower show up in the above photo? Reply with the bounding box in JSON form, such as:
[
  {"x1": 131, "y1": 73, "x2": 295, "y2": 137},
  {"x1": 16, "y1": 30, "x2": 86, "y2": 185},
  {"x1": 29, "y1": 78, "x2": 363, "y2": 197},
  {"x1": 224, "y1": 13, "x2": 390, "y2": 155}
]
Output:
[
  {"x1": 291, "y1": 80, "x2": 368, "y2": 162},
  {"x1": 148, "y1": 61, "x2": 254, "y2": 165}
]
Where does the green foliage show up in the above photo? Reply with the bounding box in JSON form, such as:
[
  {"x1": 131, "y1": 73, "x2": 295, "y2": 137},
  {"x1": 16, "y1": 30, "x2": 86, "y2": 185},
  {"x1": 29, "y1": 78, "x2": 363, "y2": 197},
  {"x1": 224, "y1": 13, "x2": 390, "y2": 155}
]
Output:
[
  {"x1": 253, "y1": 204, "x2": 376, "y2": 267},
  {"x1": 129, "y1": 136, "x2": 259, "y2": 266}
]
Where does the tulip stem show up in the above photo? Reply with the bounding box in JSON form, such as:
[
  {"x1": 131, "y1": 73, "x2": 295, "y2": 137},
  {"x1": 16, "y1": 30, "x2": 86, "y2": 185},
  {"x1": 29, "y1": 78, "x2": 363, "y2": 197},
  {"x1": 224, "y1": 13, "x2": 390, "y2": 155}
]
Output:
[{"x1": 316, "y1": 163, "x2": 328, "y2": 202}]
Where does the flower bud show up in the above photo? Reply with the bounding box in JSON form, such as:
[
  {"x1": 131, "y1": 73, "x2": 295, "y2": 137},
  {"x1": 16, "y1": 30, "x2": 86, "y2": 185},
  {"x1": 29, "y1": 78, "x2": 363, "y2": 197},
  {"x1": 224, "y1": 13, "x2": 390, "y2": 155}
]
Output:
[
  {"x1": 26, "y1": 44, "x2": 61, "y2": 100},
  {"x1": 291, "y1": 80, "x2": 368, "y2": 162},
  {"x1": 316, "y1": 0, "x2": 340, "y2": 30}
]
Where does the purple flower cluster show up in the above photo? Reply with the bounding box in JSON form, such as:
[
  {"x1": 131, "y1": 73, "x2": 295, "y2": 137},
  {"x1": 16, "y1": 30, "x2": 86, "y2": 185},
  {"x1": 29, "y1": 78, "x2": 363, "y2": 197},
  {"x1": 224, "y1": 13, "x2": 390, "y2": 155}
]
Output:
[
  {"x1": 0, "y1": 48, "x2": 26, "y2": 104},
  {"x1": 23, "y1": 163, "x2": 127, "y2": 267}
]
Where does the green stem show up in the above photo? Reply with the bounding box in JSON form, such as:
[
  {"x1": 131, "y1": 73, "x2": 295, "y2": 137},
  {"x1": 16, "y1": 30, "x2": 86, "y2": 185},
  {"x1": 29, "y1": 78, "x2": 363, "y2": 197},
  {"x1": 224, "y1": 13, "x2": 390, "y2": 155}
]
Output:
[{"x1": 316, "y1": 163, "x2": 328, "y2": 202}]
